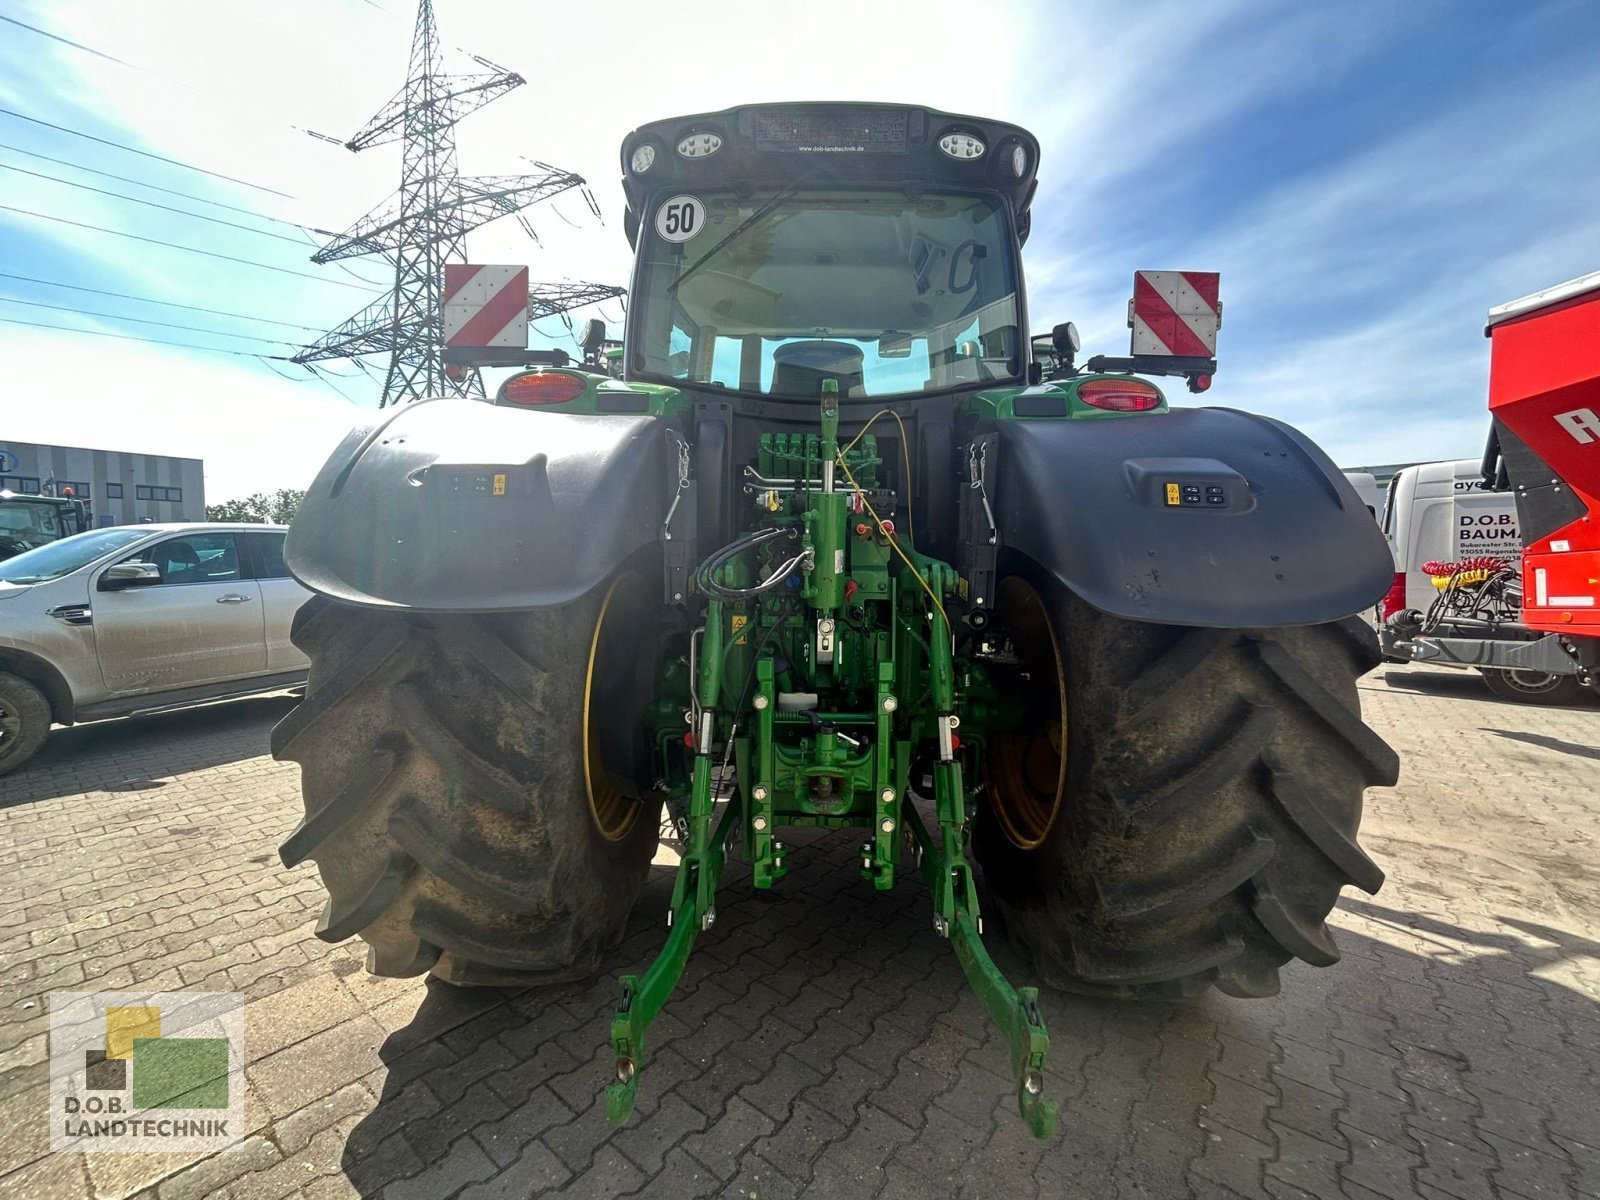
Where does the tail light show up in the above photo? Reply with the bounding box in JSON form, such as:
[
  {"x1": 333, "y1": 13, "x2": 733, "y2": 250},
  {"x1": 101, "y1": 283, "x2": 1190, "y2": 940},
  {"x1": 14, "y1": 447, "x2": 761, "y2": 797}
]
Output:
[
  {"x1": 1077, "y1": 378, "x2": 1161, "y2": 412},
  {"x1": 498, "y1": 370, "x2": 587, "y2": 407},
  {"x1": 1378, "y1": 572, "x2": 1408, "y2": 620}
]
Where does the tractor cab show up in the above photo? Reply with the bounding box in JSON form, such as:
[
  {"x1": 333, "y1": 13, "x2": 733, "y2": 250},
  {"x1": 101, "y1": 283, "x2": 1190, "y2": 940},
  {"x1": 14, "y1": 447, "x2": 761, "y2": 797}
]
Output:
[
  {"x1": 0, "y1": 491, "x2": 90, "y2": 561},
  {"x1": 618, "y1": 104, "x2": 1039, "y2": 403}
]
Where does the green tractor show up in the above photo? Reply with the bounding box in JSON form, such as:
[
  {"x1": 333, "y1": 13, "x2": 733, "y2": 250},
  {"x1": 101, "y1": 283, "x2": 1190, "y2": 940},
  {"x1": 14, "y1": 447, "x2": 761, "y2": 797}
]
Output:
[
  {"x1": 275, "y1": 103, "x2": 1399, "y2": 1137},
  {"x1": 0, "y1": 489, "x2": 91, "y2": 560}
]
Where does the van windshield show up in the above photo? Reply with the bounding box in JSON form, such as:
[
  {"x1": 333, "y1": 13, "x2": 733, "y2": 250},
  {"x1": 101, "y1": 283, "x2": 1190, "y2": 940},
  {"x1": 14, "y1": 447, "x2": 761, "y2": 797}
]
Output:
[{"x1": 630, "y1": 190, "x2": 1022, "y2": 399}]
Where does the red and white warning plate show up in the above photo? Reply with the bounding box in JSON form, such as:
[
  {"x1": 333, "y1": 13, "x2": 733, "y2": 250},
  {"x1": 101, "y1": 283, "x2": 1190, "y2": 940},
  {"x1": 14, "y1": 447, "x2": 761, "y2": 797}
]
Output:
[
  {"x1": 443, "y1": 264, "x2": 529, "y2": 350},
  {"x1": 1129, "y1": 271, "x2": 1221, "y2": 358}
]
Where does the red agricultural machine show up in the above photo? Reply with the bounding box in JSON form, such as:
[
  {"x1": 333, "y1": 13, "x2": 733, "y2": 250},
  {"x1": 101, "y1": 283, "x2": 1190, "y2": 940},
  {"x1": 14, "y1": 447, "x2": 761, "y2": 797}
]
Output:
[{"x1": 1385, "y1": 270, "x2": 1600, "y2": 701}]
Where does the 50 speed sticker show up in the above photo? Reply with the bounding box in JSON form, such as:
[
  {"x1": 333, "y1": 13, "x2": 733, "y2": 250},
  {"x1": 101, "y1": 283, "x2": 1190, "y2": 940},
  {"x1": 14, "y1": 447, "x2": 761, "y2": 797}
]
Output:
[{"x1": 655, "y1": 195, "x2": 705, "y2": 243}]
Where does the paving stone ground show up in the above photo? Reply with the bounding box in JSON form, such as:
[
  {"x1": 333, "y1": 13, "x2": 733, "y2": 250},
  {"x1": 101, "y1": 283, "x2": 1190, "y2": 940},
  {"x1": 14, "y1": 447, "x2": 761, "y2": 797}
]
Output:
[{"x1": 1, "y1": 665, "x2": 1597, "y2": 1199}]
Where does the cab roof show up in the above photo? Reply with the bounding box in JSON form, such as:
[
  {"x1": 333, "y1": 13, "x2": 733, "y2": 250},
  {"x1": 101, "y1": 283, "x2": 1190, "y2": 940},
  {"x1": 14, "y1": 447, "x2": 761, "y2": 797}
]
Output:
[{"x1": 619, "y1": 102, "x2": 1040, "y2": 248}]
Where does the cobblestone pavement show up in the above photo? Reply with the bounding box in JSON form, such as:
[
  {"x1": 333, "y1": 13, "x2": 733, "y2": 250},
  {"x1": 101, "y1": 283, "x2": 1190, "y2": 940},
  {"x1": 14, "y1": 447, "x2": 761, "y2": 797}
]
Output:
[{"x1": 1, "y1": 665, "x2": 1597, "y2": 1199}]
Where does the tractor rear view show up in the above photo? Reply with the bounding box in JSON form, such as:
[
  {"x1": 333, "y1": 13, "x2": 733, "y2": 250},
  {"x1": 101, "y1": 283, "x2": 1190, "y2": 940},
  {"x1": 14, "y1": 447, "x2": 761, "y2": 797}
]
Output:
[{"x1": 274, "y1": 103, "x2": 1399, "y2": 1136}]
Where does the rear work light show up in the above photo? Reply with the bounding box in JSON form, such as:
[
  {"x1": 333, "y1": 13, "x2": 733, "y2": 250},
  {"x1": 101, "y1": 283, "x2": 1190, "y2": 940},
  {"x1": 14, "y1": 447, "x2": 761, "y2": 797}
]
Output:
[
  {"x1": 498, "y1": 370, "x2": 587, "y2": 407},
  {"x1": 1378, "y1": 572, "x2": 1408, "y2": 620},
  {"x1": 938, "y1": 131, "x2": 986, "y2": 160},
  {"x1": 1077, "y1": 378, "x2": 1162, "y2": 412}
]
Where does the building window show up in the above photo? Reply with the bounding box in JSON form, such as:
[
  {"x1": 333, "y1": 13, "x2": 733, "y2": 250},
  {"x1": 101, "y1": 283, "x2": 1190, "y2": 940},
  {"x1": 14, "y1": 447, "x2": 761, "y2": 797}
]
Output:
[
  {"x1": 1, "y1": 475, "x2": 41, "y2": 494},
  {"x1": 105, "y1": 483, "x2": 123, "y2": 499},
  {"x1": 51, "y1": 480, "x2": 91, "y2": 499},
  {"x1": 136, "y1": 485, "x2": 184, "y2": 503}
]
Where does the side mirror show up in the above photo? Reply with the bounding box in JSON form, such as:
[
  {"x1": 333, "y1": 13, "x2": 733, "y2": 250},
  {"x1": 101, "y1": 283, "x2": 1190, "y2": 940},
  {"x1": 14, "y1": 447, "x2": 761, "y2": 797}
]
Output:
[{"x1": 99, "y1": 562, "x2": 161, "y2": 591}]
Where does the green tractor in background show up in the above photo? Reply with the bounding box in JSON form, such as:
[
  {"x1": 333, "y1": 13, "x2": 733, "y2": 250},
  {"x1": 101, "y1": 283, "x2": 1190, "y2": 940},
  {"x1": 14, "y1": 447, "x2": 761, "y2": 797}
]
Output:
[
  {"x1": 0, "y1": 489, "x2": 91, "y2": 560},
  {"x1": 274, "y1": 103, "x2": 1399, "y2": 1137}
]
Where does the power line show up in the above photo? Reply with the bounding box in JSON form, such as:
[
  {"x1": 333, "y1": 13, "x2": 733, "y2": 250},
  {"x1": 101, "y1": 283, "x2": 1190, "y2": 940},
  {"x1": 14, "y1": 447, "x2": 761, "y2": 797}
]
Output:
[
  {"x1": 0, "y1": 270, "x2": 325, "y2": 331},
  {"x1": 0, "y1": 295, "x2": 299, "y2": 347},
  {"x1": 294, "y1": 227, "x2": 389, "y2": 288},
  {"x1": 0, "y1": 312, "x2": 373, "y2": 406},
  {"x1": 0, "y1": 161, "x2": 311, "y2": 245},
  {"x1": 0, "y1": 142, "x2": 394, "y2": 286},
  {"x1": 0, "y1": 15, "x2": 147, "y2": 73},
  {"x1": 0, "y1": 13, "x2": 398, "y2": 157},
  {"x1": 301, "y1": 363, "x2": 364, "y2": 404},
  {"x1": 0, "y1": 314, "x2": 296, "y2": 359},
  {"x1": 0, "y1": 141, "x2": 305, "y2": 227},
  {"x1": 0, "y1": 204, "x2": 377, "y2": 290},
  {"x1": 0, "y1": 106, "x2": 294, "y2": 198},
  {"x1": 252, "y1": 357, "x2": 363, "y2": 402}
]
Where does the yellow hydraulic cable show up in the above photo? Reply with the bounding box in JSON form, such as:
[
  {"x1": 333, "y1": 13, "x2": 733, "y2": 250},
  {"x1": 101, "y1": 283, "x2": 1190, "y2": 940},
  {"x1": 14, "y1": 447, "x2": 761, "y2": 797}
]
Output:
[
  {"x1": 834, "y1": 451, "x2": 951, "y2": 640},
  {"x1": 840, "y1": 407, "x2": 916, "y2": 545}
]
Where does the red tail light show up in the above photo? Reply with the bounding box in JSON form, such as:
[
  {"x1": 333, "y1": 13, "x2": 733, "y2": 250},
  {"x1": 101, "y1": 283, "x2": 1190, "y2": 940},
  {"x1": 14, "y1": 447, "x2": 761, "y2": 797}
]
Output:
[
  {"x1": 1378, "y1": 572, "x2": 1408, "y2": 620},
  {"x1": 1077, "y1": 378, "x2": 1162, "y2": 412},
  {"x1": 498, "y1": 370, "x2": 587, "y2": 407}
]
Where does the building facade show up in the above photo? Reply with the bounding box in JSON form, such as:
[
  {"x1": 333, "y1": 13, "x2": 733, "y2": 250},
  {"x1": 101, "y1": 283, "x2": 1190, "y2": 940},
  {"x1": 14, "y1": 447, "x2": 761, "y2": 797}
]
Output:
[{"x1": 0, "y1": 439, "x2": 205, "y2": 526}]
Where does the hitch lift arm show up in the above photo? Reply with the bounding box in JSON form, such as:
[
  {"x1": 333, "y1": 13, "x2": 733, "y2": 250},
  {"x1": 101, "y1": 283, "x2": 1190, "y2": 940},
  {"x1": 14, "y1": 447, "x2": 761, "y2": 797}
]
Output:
[{"x1": 604, "y1": 409, "x2": 1060, "y2": 1139}]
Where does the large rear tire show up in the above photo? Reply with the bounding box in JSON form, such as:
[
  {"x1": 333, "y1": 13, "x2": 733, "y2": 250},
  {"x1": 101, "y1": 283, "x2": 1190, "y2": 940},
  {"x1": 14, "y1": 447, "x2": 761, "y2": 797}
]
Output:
[
  {"x1": 974, "y1": 566, "x2": 1399, "y2": 999},
  {"x1": 272, "y1": 571, "x2": 665, "y2": 986}
]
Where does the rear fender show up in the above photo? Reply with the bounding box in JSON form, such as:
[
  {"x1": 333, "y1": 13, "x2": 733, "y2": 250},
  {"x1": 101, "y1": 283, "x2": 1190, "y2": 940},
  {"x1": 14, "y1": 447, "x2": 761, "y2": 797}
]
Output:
[
  {"x1": 287, "y1": 398, "x2": 672, "y2": 611},
  {"x1": 991, "y1": 407, "x2": 1393, "y2": 627}
]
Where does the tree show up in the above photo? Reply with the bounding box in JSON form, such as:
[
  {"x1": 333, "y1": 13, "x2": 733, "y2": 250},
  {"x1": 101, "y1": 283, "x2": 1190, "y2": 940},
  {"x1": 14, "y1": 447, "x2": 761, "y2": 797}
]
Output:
[{"x1": 205, "y1": 488, "x2": 305, "y2": 525}]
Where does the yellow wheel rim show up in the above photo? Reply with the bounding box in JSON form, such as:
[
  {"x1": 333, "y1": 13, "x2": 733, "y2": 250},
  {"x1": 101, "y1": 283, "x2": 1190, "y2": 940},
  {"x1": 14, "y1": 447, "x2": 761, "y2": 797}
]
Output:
[
  {"x1": 988, "y1": 576, "x2": 1067, "y2": 851},
  {"x1": 583, "y1": 572, "x2": 645, "y2": 842}
]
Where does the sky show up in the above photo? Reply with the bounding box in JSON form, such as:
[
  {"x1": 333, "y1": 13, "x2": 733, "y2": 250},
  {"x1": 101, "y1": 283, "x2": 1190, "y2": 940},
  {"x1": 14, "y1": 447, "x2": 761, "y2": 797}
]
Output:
[{"x1": 1, "y1": 0, "x2": 1597, "y2": 503}]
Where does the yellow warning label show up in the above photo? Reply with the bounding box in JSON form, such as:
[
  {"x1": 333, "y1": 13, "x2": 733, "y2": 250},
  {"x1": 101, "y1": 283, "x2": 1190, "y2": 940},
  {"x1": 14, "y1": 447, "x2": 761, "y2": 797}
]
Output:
[
  {"x1": 492, "y1": 473, "x2": 507, "y2": 496},
  {"x1": 730, "y1": 614, "x2": 749, "y2": 645},
  {"x1": 1164, "y1": 482, "x2": 1180, "y2": 506}
]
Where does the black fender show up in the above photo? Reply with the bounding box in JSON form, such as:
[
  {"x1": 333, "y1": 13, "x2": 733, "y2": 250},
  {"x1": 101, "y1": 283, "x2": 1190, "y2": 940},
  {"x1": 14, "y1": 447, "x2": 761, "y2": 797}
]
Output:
[
  {"x1": 990, "y1": 407, "x2": 1393, "y2": 627},
  {"x1": 286, "y1": 398, "x2": 671, "y2": 611}
]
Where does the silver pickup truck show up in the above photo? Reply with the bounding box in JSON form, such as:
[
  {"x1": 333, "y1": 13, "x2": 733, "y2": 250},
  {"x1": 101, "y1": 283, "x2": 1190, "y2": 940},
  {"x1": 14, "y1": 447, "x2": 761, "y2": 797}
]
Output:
[{"x1": 0, "y1": 524, "x2": 310, "y2": 775}]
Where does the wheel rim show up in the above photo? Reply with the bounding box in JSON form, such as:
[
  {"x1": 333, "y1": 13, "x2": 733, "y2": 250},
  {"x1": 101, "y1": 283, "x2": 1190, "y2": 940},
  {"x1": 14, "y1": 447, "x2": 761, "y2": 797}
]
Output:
[
  {"x1": 0, "y1": 700, "x2": 19, "y2": 747},
  {"x1": 988, "y1": 576, "x2": 1068, "y2": 851},
  {"x1": 1500, "y1": 669, "x2": 1564, "y2": 695},
  {"x1": 584, "y1": 572, "x2": 647, "y2": 842}
]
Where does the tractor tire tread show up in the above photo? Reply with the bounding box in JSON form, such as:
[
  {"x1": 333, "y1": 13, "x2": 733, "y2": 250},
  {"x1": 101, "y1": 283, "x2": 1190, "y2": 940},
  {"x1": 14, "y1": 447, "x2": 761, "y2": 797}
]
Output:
[
  {"x1": 274, "y1": 591, "x2": 662, "y2": 987},
  {"x1": 976, "y1": 571, "x2": 1396, "y2": 1000}
]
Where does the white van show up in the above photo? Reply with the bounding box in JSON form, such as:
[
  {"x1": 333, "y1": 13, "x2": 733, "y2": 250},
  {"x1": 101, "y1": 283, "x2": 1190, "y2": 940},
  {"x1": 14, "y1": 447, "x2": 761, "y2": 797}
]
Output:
[
  {"x1": 1341, "y1": 472, "x2": 1382, "y2": 521},
  {"x1": 1376, "y1": 458, "x2": 1521, "y2": 622}
]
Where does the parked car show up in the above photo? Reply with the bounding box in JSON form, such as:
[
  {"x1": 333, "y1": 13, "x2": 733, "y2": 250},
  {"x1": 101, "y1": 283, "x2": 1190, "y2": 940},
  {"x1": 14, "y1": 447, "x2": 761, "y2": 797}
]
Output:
[{"x1": 0, "y1": 523, "x2": 310, "y2": 775}]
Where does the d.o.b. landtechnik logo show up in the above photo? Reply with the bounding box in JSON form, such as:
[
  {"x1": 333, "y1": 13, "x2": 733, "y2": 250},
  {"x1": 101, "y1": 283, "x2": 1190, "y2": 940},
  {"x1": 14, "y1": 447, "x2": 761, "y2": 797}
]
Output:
[{"x1": 49, "y1": 991, "x2": 245, "y2": 1153}]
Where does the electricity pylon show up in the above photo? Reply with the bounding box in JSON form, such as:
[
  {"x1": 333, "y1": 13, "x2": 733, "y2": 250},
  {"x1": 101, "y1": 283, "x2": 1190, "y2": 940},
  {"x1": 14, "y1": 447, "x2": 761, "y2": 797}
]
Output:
[{"x1": 295, "y1": 0, "x2": 619, "y2": 405}]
